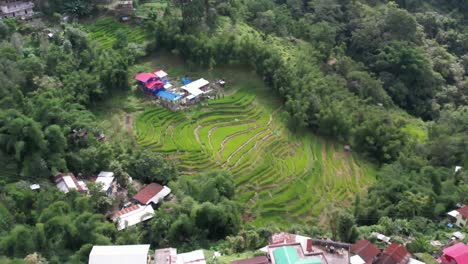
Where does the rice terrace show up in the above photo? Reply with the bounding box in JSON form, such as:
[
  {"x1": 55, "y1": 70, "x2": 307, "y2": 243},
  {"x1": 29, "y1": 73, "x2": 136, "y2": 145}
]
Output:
[{"x1": 134, "y1": 58, "x2": 376, "y2": 227}]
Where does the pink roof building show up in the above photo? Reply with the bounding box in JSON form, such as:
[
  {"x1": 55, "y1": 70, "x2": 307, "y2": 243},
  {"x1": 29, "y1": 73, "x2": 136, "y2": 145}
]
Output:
[
  {"x1": 135, "y1": 73, "x2": 156, "y2": 83},
  {"x1": 440, "y1": 243, "x2": 468, "y2": 264}
]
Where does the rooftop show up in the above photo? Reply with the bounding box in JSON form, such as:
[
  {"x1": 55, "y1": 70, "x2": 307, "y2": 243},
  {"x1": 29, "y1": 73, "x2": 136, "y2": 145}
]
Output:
[
  {"x1": 55, "y1": 173, "x2": 87, "y2": 193},
  {"x1": 96, "y1": 171, "x2": 114, "y2": 192},
  {"x1": 176, "y1": 249, "x2": 206, "y2": 264},
  {"x1": 350, "y1": 239, "x2": 380, "y2": 264},
  {"x1": 442, "y1": 243, "x2": 468, "y2": 263},
  {"x1": 89, "y1": 244, "x2": 150, "y2": 264},
  {"x1": 135, "y1": 72, "x2": 156, "y2": 83},
  {"x1": 155, "y1": 248, "x2": 177, "y2": 264},
  {"x1": 111, "y1": 204, "x2": 155, "y2": 230},
  {"x1": 376, "y1": 243, "x2": 410, "y2": 264},
  {"x1": 180, "y1": 78, "x2": 209, "y2": 96},
  {"x1": 133, "y1": 183, "x2": 171, "y2": 205},
  {"x1": 457, "y1": 206, "x2": 468, "y2": 218}
]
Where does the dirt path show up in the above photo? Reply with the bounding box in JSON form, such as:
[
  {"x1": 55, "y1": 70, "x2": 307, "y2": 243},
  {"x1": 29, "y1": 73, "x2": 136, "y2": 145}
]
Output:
[
  {"x1": 217, "y1": 107, "x2": 281, "y2": 159},
  {"x1": 125, "y1": 114, "x2": 133, "y2": 133},
  {"x1": 194, "y1": 125, "x2": 202, "y2": 143},
  {"x1": 321, "y1": 143, "x2": 328, "y2": 186},
  {"x1": 230, "y1": 132, "x2": 274, "y2": 168},
  {"x1": 221, "y1": 129, "x2": 269, "y2": 168}
]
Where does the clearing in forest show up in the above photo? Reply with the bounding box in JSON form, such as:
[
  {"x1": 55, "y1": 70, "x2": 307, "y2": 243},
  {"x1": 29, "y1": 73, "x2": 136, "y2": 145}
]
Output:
[{"x1": 134, "y1": 55, "x2": 376, "y2": 227}]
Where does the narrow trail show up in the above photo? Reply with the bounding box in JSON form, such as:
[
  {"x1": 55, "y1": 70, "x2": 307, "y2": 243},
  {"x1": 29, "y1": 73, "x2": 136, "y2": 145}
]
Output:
[
  {"x1": 125, "y1": 114, "x2": 133, "y2": 133},
  {"x1": 194, "y1": 125, "x2": 202, "y2": 145},
  {"x1": 221, "y1": 129, "x2": 270, "y2": 168},
  {"x1": 321, "y1": 143, "x2": 328, "y2": 186},
  {"x1": 230, "y1": 132, "x2": 274, "y2": 169},
  {"x1": 217, "y1": 107, "x2": 282, "y2": 160},
  {"x1": 207, "y1": 118, "x2": 259, "y2": 151}
]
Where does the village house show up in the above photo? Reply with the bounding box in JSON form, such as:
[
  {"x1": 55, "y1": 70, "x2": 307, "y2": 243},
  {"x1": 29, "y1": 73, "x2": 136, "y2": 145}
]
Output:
[
  {"x1": 0, "y1": 0, "x2": 34, "y2": 19},
  {"x1": 267, "y1": 242, "x2": 328, "y2": 264},
  {"x1": 376, "y1": 243, "x2": 411, "y2": 264},
  {"x1": 55, "y1": 173, "x2": 88, "y2": 194},
  {"x1": 154, "y1": 248, "x2": 207, "y2": 264},
  {"x1": 180, "y1": 78, "x2": 210, "y2": 104},
  {"x1": 133, "y1": 183, "x2": 171, "y2": 206},
  {"x1": 350, "y1": 239, "x2": 380, "y2": 264},
  {"x1": 447, "y1": 205, "x2": 468, "y2": 228},
  {"x1": 110, "y1": 204, "x2": 155, "y2": 231},
  {"x1": 95, "y1": 171, "x2": 115, "y2": 196},
  {"x1": 115, "y1": 0, "x2": 133, "y2": 17},
  {"x1": 439, "y1": 243, "x2": 468, "y2": 264},
  {"x1": 135, "y1": 71, "x2": 182, "y2": 111},
  {"x1": 89, "y1": 244, "x2": 151, "y2": 264}
]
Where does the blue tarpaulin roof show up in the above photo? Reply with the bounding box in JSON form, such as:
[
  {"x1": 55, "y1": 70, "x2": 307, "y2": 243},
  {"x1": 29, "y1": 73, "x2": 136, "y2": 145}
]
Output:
[
  {"x1": 181, "y1": 77, "x2": 193, "y2": 85},
  {"x1": 156, "y1": 90, "x2": 181, "y2": 101}
]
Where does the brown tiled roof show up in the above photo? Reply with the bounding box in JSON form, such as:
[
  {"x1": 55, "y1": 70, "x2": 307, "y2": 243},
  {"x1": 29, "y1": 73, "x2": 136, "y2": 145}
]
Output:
[
  {"x1": 351, "y1": 239, "x2": 381, "y2": 264},
  {"x1": 110, "y1": 204, "x2": 140, "y2": 220},
  {"x1": 457, "y1": 206, "x2": 468, "y2": 218},
  {"x1": 133, "y1": 183, "x2": 164, "y2": 204},
  {"x1": 377, "y1": 243, "x2": 410, "y2": 264},
  {"x1": 230, "y1": 256, "x2": 269, "y2": 264}
]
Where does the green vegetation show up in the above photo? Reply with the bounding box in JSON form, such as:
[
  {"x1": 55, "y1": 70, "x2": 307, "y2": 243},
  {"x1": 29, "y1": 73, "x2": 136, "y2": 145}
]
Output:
[
  {"x1": 0, "y1": 0, "x2": 467, "y2": 262},
  {"x1": 135, "y1": 55, "x2": 376, "y2": 227},
  {"x1": 85, "y1": 18, "x2": 148, "y2": 49}
]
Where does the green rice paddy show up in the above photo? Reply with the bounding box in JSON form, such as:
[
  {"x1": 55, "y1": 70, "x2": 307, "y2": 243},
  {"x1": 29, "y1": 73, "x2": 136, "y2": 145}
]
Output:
[
  {"x1": 85, "y1": 18, "x2": 148, "y2": 49},
  {"x1": 134, "y1": 60, "x2": 376, "y2": 227}
]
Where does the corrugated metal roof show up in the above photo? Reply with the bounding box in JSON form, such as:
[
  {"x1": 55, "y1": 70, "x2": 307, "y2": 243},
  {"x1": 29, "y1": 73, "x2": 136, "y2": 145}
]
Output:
[
  {"x1": 176, "y1": 250, "x2": 206, "y2": 264},
  {"x1": 133, "y1": 183, "x2": 171, "y2": 205},
  {"x1": 89, "y1": 244, "x2": 150, "y2": 264},
  {"x1": 181, "y1": 78, "x2": 209, "y2": 96},
  {"x1": 111, "y1": 205, "x2": 155, "y2": 230},
  {"x1": 351, "y1": 239, "x2": 380, "y2": 264}
]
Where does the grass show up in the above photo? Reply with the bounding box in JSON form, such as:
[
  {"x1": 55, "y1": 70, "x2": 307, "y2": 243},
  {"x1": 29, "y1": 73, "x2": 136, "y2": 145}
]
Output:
[
  {"x1": 84, "y1": 17, "x2": 148, "y2": 49},
  {"x1": 132, "y1": 52, "x2": 377, "y2": 227}
]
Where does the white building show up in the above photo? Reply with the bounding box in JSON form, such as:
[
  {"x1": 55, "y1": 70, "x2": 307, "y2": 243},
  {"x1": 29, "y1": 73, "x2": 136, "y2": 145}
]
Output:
[
  {"x1": 180, "y1": 78, "x2": 209, "y2": 101},
  {"x1": 154, "y1": 248, "x2": 206, "y2": 264},
  {"x1": 0, "y1": 0, "x2": 34, "y2": 19},
  {"x1": 111, "y1": 204, "x2": 155, "y2": 231},
  {"x1": 447, "y1": 205, "x2": 468, "y2": 228},
  {"x1": 89, "y1": 244, "x2": 150, "y2": 264},
  {"x1": 55, "y1": 173, "x2": 88, "y2": 193},
  {"x1": 96, "y1": 171, "x2": 115, "y2": 195}
]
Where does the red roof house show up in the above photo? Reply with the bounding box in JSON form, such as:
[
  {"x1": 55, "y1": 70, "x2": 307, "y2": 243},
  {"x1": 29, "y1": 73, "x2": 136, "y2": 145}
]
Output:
[
  {"x1": 376, "y1": 243, "x2": 411, "y2": 264},
  {"x1": 135, "y1": 73, "x2": 156, "y2": 83},
  {"x1": 133, "y1": 183, "x2": 171, "y2": 205},
  {"x1": 457, "y1": 206, "x2": 468, "y2": 218},
  {"x1": 351, "y1": 239, "x2": 381, "y2": 264},
  {"x1": 146, "y1": 80, "x2": 165, "y2": 89},
  {"x1": 440, "y1": 243, "x2": 468, "y2": 264}
]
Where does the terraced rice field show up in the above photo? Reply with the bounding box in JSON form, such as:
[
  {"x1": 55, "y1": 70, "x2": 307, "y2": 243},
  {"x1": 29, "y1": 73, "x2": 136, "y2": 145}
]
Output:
[
  {"x1": 135, "y1": 82, "x2": 376, "y2": 226},
  {"x1": 85, "y1": 18, "x2": 147, "y2": 49}
]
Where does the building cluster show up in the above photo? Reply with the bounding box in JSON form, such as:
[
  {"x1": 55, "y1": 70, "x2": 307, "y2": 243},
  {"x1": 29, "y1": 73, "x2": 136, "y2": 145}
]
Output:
[
  {"x1": 48, "y1": 171, "x2": 171, "y2": 231},
  {"x1": 135, "y1": 70, "x2": 221, "y2": 111},
  {"x1": 88, "y1": 244, "x2": 207, "y2": 264},
  {"x1": 0, "y1": 0, "x2": 34, "y2": 19},
  {"x1": 85, "y1": 231, "x2": 468, "y2": 264}
]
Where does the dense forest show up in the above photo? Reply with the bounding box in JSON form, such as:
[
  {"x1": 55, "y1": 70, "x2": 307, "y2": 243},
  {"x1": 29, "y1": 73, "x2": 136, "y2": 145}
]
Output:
[{"x1": 0, "y1": 0, "x2": 467, "y2": 263}]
